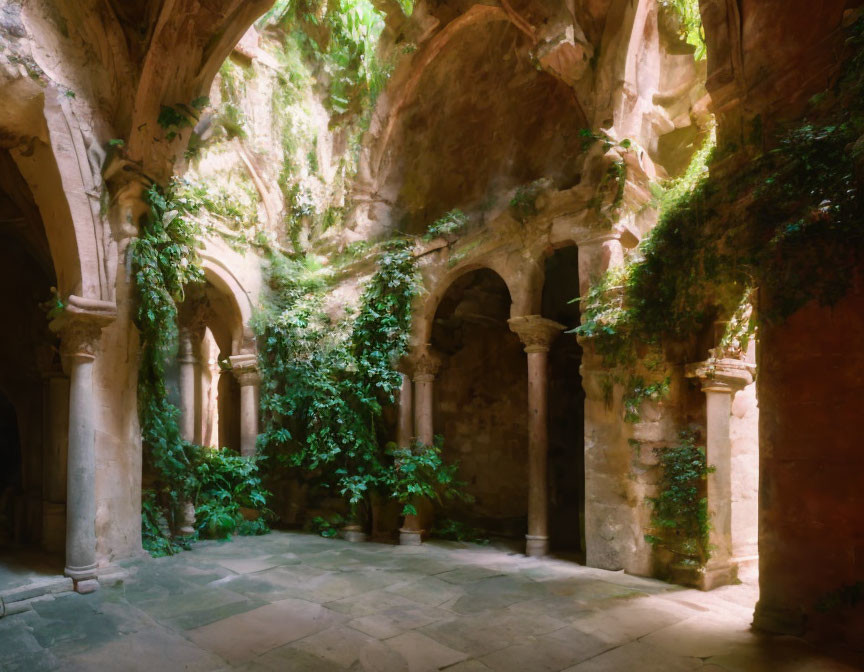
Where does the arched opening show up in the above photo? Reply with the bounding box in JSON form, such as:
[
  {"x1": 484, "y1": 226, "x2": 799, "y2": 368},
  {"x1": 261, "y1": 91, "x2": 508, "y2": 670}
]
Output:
[
  {"x1": 0, "y1": 149, "x2": 64, "y2": 577},
  {"x1": 541, "y1": 246, "x2": 586, "y2": 556},
  {"x1": 430, "y1": 268, "x2": 528, "y2": 539},
  {"x1": 174, "y1": 278, "x2": 246, "y2": 453}
]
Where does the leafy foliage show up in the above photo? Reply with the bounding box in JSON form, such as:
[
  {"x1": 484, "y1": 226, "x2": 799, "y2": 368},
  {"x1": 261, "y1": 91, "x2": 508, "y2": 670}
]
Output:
[
  {"x1": 658, "y1": 0, "x2": 706, "y2": 60},
  {"x1": 194, "y1": 448, "x2": 272, "y2": 539},
  {"x1": 264, "y1": 0, "x2": 395, "y2": 119},
  {"x1": 131, "y1": 182, "x2": 270, "y2": 555},
  {"x1": 256, "y1": 239, "x2": 416, "y2": 508},
  {"x1": 130, "y1": 182, "x2": 205, "y2": 509},
  {"x1": 645, "y1": 431, "x2": 714, "y2": 565},
  {"x1": 383, "y1": 438, "x2": 470, "y2": 516},
  {"x1": 423, "y1": 210, "x2": 468, "y2": 241}
]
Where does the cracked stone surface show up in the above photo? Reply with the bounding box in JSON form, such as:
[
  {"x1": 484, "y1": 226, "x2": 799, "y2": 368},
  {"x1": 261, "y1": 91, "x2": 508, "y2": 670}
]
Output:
[{"x1": 0, "y1": 531, "x2": 860, "y2": 671}]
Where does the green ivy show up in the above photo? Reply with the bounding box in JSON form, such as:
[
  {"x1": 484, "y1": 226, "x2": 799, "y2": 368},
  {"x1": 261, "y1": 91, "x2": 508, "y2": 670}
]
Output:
[
  {"x1": 256, "y1": 238, "x2": 463, "y2": 524},
  {"x1": 194, "y1": 448, "x2": 272, "y2": 539},
  {"x1": 131, "y1": 181, "x2": 270, "y2": 555},
  {"x1": 644, "y1": 431, "x2": 714, "y2": 565},
  {"x1": 383, "y1": 438, "x2": 470, "y2": 516},
  {"x1": 423, "y1": 210, "x2": 468, "y2": 241},
  {"x1": 130, "y1": 182, "x2": 205, "y2": 513},
  {"x1": 658, "y1": 0, "x2": 706, "y2": 60}
]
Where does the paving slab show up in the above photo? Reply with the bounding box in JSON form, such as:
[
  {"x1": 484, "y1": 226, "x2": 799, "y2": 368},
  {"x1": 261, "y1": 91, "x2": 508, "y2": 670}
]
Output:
[
  {"x1": 1, "y1": 531, "x2": 860, "y2": 672},
  {"x1": 186, "y1": 598, "x2": 346, "y2": 664}
]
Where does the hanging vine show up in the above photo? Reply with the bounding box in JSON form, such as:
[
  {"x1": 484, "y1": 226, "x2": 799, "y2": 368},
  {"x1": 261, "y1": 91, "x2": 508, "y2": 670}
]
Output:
[{"x1": 130, "y1": 181, "x2": 270, "y2": 555}]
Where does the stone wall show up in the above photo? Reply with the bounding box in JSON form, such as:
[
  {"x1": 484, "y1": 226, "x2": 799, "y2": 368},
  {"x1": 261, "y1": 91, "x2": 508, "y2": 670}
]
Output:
[{"x1": 756, "y1": 278, "x2": 864, "y2": 642}]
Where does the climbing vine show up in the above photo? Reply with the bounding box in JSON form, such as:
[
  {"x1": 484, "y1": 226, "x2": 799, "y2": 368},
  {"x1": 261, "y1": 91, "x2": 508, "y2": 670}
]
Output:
[
  {"x1": 644, "y1": 431, "x2": 714, "y2": 565},
  {"x1": 130, "y1": 182, "x2": 205, "y2": 502},
  {"x1": 130, "y1": 181, "x2": 270, "y2": 556},
  {"x1": 255, "y1": 238, "x2": 463, "y2": 525},
  {"x1": 578, "y1": 14, "x2": 864, "y2": 377}
]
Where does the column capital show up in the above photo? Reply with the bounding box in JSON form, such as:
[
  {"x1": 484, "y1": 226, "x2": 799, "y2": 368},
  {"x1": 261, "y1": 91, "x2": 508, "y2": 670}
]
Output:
[
  {"x1": 230, "y1": 352, "x2": 260, "y2": 386},
  {"x1": 508, "y1": 315, "x2": 565, "y2": 353},
  {"x1": 49, "y1": 296, "x2": 116, "y2": 365},
  {"x1": 408, "y1": 348, "x2": 442, "y2": 382},
  {"x1": 686, "y1": 356, "x2": 755, "y2": 393}
]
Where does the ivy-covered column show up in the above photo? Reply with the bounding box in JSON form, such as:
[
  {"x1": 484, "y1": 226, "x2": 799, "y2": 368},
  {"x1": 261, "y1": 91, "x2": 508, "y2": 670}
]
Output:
[
  {"x1": 51, "y1": 298, "x2": 116, "y2": 593},
  {"x1": 687, "y1": 356, "x2": 754, "y2": 590},
  {"x1": 509, "y1": 316, "x2": 565, "y2": 557},
  {"x1": 230, "y1": 353, "x2": 260, "y2": 458},
  {"x1": 399, "y1": 349, "x2": 441, "y2": 546}
]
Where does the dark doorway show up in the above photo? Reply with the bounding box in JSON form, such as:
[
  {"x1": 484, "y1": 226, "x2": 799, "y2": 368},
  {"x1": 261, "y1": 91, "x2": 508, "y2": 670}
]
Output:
[
  {"x1": 431, "y1": 269, "x2": 528, "y2": 539},
  {"x1": 542, "y1": 246, "x2": 586, "y2": 553}
]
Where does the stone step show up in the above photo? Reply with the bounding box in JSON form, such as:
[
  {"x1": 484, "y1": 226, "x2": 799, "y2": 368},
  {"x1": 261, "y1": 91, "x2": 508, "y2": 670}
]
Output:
[{"x1": 0, "y1": 576, "x2": 74, "y2": 618}]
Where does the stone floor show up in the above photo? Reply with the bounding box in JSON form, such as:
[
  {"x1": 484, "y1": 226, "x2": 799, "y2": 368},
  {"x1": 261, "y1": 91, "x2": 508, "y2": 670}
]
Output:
[{"x1": 0, "y1": 531, "x2": 861, "y2": 671}]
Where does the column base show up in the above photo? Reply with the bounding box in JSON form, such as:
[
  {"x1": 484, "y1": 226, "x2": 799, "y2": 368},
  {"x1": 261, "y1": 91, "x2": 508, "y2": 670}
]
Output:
[
  {"x1": 343, "y1": 525, "x2": 367, "y2": 543},
  {"x1": 65, "y1": 563, "x2": 98, "y2": 583},
  {"x1": 399, "y1": 528, "x2": 423, "y2": 546},
  {"x1": 753, "y1": 600, "x2": 805, "y2": 636},
  {"x1": 525, "y1": 535, "x2": 549, "y2": 557},
  {"x1": 73, "y1": 579, "x2": 100, "y2": 594}
]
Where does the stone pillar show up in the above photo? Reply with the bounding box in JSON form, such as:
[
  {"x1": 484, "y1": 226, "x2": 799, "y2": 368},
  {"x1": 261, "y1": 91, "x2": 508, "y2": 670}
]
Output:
[
  {"x1": 230, "y1": 353, "x2": 261, "y2": 458},
  {"x1": 687, "y1": 356, "x2": 754, "y2": 590},
  {"x1": 37, "y1": 348, "x2": 69, "y2": 554},
  {"x1": 396, "y1": 372, "x2": 413, "y2": 448},
  {"x1": 177, "y1": 327, "x2": 200, "y2": 444},
  {"x1": 51, "y1": 300, "x2": 115, "y2": 593},
  {"x1": 399, "y1": 349, "x2": 441, "y2": 546},
  {"x1": 508, "y1": 316, "x2": 565, "y2": 557}
]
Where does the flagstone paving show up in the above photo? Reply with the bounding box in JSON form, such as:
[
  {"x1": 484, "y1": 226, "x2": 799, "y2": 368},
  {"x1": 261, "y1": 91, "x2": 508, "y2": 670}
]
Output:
[{"x1": 0, "y1": 531, "x2": 860, "y2": 671}]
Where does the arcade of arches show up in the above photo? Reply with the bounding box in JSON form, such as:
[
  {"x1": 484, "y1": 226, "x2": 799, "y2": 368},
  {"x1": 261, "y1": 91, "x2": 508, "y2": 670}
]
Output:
[{"x1": 0, "y1": 0, "x2": 862, "y2": 668}]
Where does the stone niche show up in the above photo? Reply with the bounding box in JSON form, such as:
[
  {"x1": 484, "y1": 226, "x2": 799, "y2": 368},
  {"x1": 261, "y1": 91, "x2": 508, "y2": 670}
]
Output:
[{"x1": 431, "y1": 269, "x2": 529, "y2": 537}]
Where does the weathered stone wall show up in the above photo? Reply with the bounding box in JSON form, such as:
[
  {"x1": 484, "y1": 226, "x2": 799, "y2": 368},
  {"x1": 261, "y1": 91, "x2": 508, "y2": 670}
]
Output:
[
  {"x1": 756, "y1": 279, "x2": 864, "y2": 642},
  {"x1": 434, "y1": 319, "x2": 529, "y2": 537}
]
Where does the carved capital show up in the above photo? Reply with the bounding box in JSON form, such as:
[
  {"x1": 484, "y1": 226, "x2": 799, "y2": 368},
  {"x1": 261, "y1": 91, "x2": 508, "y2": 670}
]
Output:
[
  {"x1": 409, "y1": 348, "x2": 442, "y2": 382},
  {"x1": 686, "y1": 356, "x2": 755, "y2": 394},
  {"x1": 230, "y1": 352, "x2": 260, "y2": 386},
  {"x1": 49, "y1": 296, "x2": 116, "y2": 367},
  {"x1": 508, "y1": 315, "x2": 565, "y2": 353}
]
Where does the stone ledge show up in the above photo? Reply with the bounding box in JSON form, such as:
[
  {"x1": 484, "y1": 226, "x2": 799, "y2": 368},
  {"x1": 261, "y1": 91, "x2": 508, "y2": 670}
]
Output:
[{"x1": 0, "y1": 576, "x2": 74, "y2": 605}]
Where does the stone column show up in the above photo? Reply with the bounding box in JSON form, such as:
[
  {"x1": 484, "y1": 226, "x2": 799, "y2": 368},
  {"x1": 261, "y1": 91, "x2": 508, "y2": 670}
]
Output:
[
  {"x1": 37, "y1": 347, "x2": 69, "y2": 554},
  {"x1": 399, "y1": 349, "x2": 441, "y2": 546},
  {"x1": 177, "y1": 327, "x2": 200, "y2": 444},
  {"x1": 230, "y1": 353, "x2": 261, "y2": 458},
  {"x1": 51, "y1": 299, "x2": 115, "y2": 593},
  {"x1": 508, "y1": 316, "x2": 565, "y2": 557},
  {"x1": 687, "y1": 356, "x2": 754, "y2": 590},
  {"x1": 396, "y1": 372, "x2": 413, "y2": 449}
]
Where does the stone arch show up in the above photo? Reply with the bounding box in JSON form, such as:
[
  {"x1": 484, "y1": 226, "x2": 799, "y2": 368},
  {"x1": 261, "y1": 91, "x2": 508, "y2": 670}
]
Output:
[
  {"x1": 199, "y1": 253, "x2": 256, "y2": 356},
  {"x1": 413, "y1": 258, "x2": 520, "y2": 350},
  {"x1": 9, "y1": 87, "x2": 108, "y2": 303}
]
